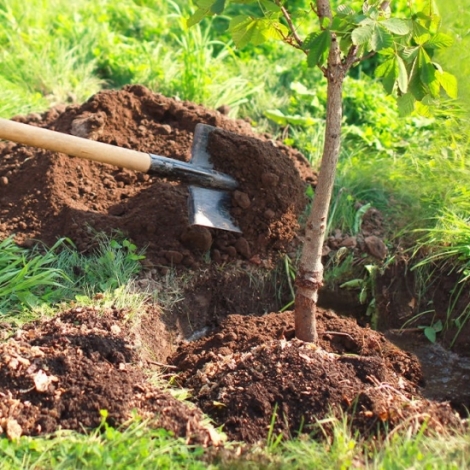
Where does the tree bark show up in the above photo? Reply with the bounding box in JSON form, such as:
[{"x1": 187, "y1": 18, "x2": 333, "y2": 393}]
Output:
[{"x1": 294, "y1": 0, "x2": 352, "y2": 342}]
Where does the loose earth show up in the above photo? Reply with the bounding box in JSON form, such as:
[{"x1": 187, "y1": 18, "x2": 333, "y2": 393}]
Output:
[{"x1": 0, "y1": 86, "x2": 465, "y2": 444}]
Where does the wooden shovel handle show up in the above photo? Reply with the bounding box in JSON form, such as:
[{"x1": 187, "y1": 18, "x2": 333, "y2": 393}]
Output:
[{"x1": 0, "y1": 117, "x2": 151, "y2": 172}]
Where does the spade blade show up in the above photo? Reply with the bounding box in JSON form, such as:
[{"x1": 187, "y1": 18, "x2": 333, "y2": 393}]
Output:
[{"x1": 188, "y1": 186, "x2": 241, "y2": 233}]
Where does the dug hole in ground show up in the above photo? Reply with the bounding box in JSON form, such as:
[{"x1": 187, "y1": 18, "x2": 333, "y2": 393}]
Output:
[{"x1": 0, "y1": 85, "x2": 466, "y2": 444}]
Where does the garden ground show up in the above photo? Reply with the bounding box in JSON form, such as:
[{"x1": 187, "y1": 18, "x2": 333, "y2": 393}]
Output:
[{"x1": 0, "y1": 87, "x2": 468, "y2": 447}]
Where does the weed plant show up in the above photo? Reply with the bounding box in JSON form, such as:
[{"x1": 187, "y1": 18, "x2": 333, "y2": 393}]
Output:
[
  {"x1": 0, "y1": 237, "x2": 67, "y2": 316},
  {"x1": 54, "y1": 235, "x2": 145, "y2": 296},
  {"x1": 0, "y1": 234, "x2": 146, "y2": 321}
]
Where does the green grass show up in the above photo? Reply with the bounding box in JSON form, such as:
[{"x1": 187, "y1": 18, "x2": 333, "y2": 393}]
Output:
[
  {"x1": 0, "y1": 237, "x2": 67, "y2": 316},
  {"x1": 2, "y1": 416, "x2": 470, "y2": 469},
  {"x1": 0, "y1": 418, "x2": 211, "y2": 470},
  {"x1": 0, "y1": 233, "x2": 147, "y2": 322}
]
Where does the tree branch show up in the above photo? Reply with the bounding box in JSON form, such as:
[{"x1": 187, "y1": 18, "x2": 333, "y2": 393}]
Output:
[
  {"x1": 354, "y1": 51, "x2": 377, "y2": 64},
  {"x1": 315, "y1": 0, "x2": 333, "y2": 21},
  {"x1": 343, "y1": 44, "x2": 359, "y2": 70},
  {"x1": 274, "y1": 0, "x2": 303, "y2": 48}
]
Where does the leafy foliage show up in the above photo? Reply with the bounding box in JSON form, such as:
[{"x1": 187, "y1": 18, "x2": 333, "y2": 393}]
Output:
[{"x1": 188, "y1": 0, "x2": 456, "y2": 115}]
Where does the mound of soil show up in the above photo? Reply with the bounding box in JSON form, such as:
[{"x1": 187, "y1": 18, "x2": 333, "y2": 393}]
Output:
[
  {"x1": 0, "y1": 305, "x2": 462, "y2": 443},
  {"x1": 170, "y1": 309, "x2": 462, "y2": 443},
  {"x1": 0, "y1": 88, "x2": 465, "y2": 445},
  {"x1": 0, "y1": 306, "x2": 216, "y2": 444},
  {"x1": 0, "y1": 85, "x2": 315, "y2": 267}
]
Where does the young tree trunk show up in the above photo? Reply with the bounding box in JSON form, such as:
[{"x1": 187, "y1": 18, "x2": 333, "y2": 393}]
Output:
[{"x1": 294, "y1": 0, "x2": 355, "y2": 342}]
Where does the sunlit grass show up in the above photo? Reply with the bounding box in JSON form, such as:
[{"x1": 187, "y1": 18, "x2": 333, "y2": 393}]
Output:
[
  {"x1": 0, "y1": 237, "x2": 67, "y2": 316},
  {"x1": 0, "y1": 233, "x2": 148, "y2": 324},
  {"x1": 438, "y1": 0, "x2": 470, "y2": 111},
  {"x1": 0, "y1": 0, "x2": 104, "y2": 114},
  {"x1": 0, "y1": 418, "x2": 210, "y2": 470},
  {"x1": 2, "y1": 414, "x2": 470, "y2": 469}
]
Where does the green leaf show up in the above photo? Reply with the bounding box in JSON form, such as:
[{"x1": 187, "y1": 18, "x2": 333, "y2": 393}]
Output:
[
  {"x1": 359, "y1": 286, "x2": 368, "y2": 304},
  {"x1": 229, "y1": 16, "x2": 287, "y2": 48},
  {"x1": 351, "y1": 24, "x2": 374, "y2": 46},
  {"x1": 436, "y1": 70, "x2": 458, "y2": 99},
  {"x1": 408, "y1": 56, "x2": 427, "y2": 100},
  {"x1": 188, "y1": 0, "x2": 222, "y2": 26},
  {"x1": 340, "y1": 279, "x2": 364, "y2": 289},
  {"x1": 421, "y1": 0, "x2": 441, "y2": 30},
  {"x1": 264, "y1": 109, "x2": 287, "y2": 125},
  {"x1": 286, "y1": 115, "x2": 316, "y2": 126},
  {"x1": 259, "y1": 0, "x2": 281, "y2": 12},
  {"x1": 370, "y1": 24, "x2": 393, "y2": 51},
  {"x1": 381, "y1": 18, "x2": 411, "y2": 35},
  {"x1": 340, "y1": 35, "x2": 354, "y2": 56},
  {"x1": 397, "y1": 93, "x2": 415, "y2": 116},
  {"x1": 331, "y1": 13, "x2": 356, "y2": 36},
  {"x1": 187, "y1": 8, "x2": 208, "y2": 27},
  {"x1": 396, "y1": 55, "x2": 408, "y2": 93},
  {"x1": 290, "y1": 81, "x2": 315, "y2": 96},
  {"x1": 375, "y1": 58, "x2": 397, "y2": 94},
  {"x1": 415, "y1": 100, "x2": 432, "y2": 117},
  {"x1": 260, "y1": 20, "x2": 288, "y2": 42},
  {"x1": 321, "y1": 16, "x2": 331, "y2": 29},
  {"x1": 306, "y1": 30, "x2": 331, "y2": 67},
  {"x1": 264, "y1": 109, "x2": 316, "y2": 126},
  {"x1": 229, "y1": 15, "x2": 256, "y2": 48},
  {"x1": 194, "y1": 0, "x2": 217, "y2": 6},
  {"x1": 210, "y1": 0, "x2": 226, "y2": 14},
  {"x1": 418, "y1": 48, "x2": 439, "y2": 97},
  {"x1": 426, "y1": 32, "x2": 454, "y2": 49},
  {"x1": 366, "y1": 298, "x2": 376, "y2": 317},
  {"x1": 424, "y1": 326, "x2": 437, "y2": 343},
  {"x1": 110, "y1": 240, "x2": 122, "y2": 249},
  {"x1": 401, "y1": 46, "x2": 419, "y2": 62},
  {"x1": 337, "y1": 5, "x2": 355, "y2": 15},
  {"x1": 412, "y1": 20, "x2": 431, "y2": 45}
]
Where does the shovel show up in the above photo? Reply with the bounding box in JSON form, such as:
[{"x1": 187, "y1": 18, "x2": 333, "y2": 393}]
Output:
[{"x1": 0, "y1": 118, "x2": 241, "y2": 233}]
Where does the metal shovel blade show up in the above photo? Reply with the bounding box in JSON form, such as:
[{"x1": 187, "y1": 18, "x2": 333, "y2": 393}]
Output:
[
  {"x1": 150, "y1": 123, "x2": 242, "y2": 233},
  {"x1": 185, "y1": 123, "x2": 241, "y2": 233},
  {"x1": 188, "y1": 186, "x2": 241, "y2": 233}
]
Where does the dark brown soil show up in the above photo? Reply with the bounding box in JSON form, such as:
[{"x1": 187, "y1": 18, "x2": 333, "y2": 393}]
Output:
[
  {"x1": 0, "y1": 87, "x2": 465, "y2": 444},
  {"x1": 0, "y1": 85, "x2": 314, "y2": 268},
  {"x1": 170, "y1": 309, "x2": 461, "y2": 443},
  {"x1": 0, "y1": 306, "x2": 216, "y2": 444}
]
